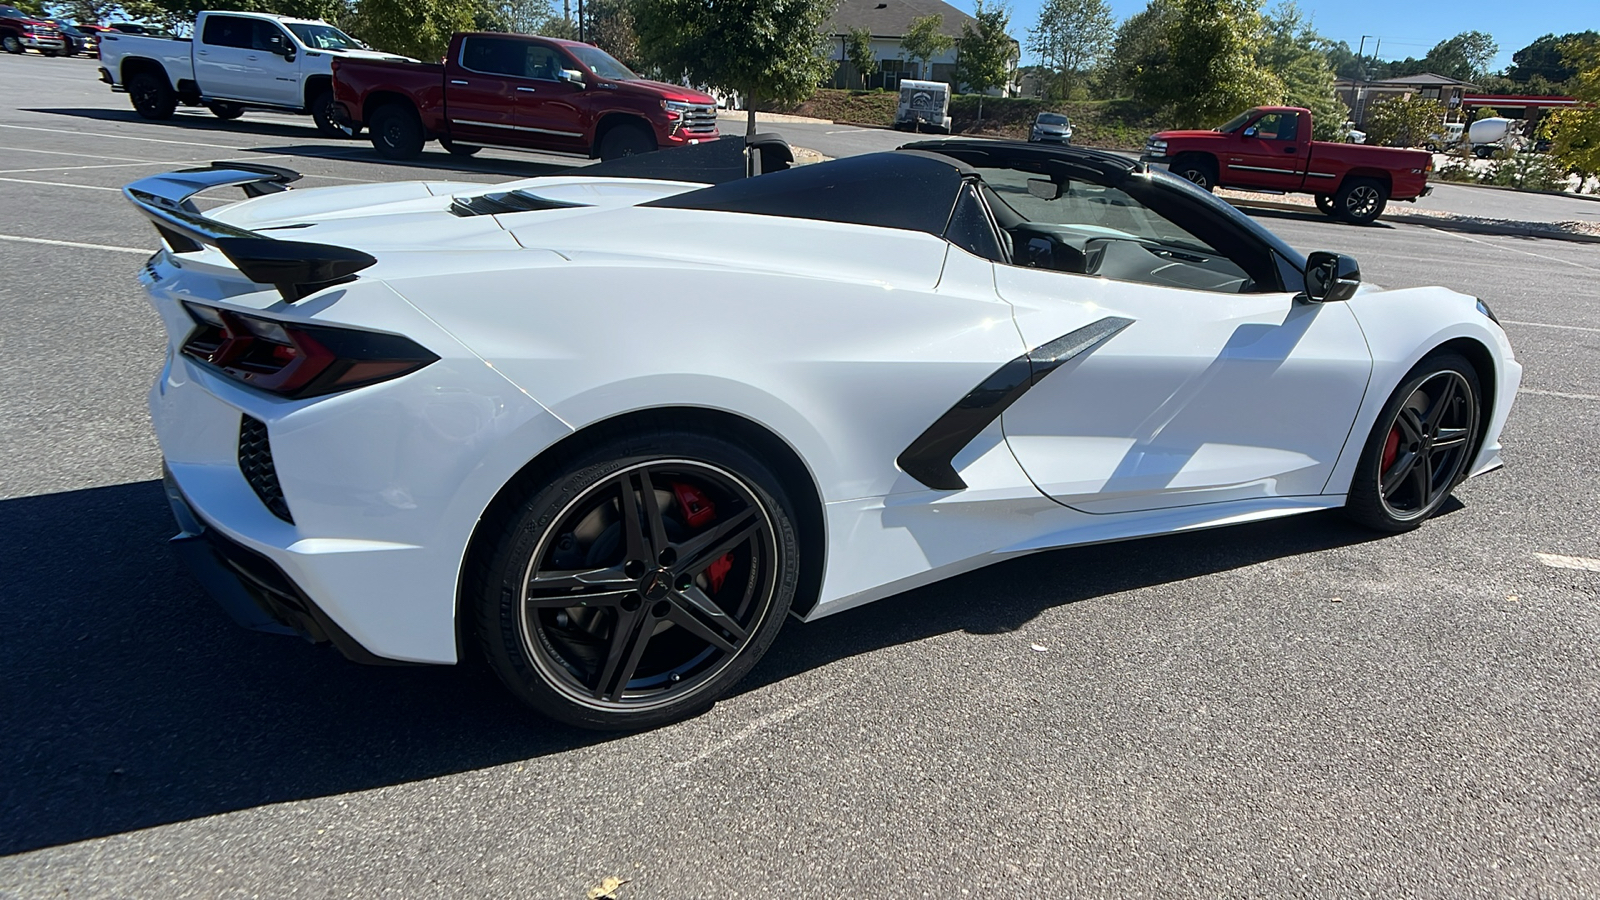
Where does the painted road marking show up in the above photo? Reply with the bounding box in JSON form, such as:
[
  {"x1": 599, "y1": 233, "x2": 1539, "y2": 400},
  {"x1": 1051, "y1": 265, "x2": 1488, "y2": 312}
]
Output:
[
  {"x1": 0, "y1": 145, "x2": 167, "y2": 163},
  {"x1": 1423, "y1": 224, "x2": 1600, "y2": 273},
  {"x1": 0, "y1": 176, "x2": 121, "y2": 192},
  {"x1": 1502, "y1": 320, "x2": 1600, "y2": 334},
  {"x1": 1519, "y1": 388, "x2": 1600, "y2": 401},
  {"x1": 1534, "y1": 553, "x2": 1600, "y2": 573},
  {"x1": 0, "y1": 122, "x2": 269, "y2": 152},
  {"x1": 0, "y1": 234, "x2": 154, "y2": 255}
]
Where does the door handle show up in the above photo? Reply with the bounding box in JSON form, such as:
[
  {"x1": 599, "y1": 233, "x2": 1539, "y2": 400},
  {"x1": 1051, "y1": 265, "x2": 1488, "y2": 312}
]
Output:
[
  {"x1": 450, "y1": 79, "x2": 468, "y2": 85},
  {"x1": 1283, "y1": 146, "x2": 1297, "y2": 153},
  {"x1": 246, "y1": 54, "x2": 258, "y2": 60},
  {"x1": 517, "y1": 86, "x2": 537, "y2": 93}
]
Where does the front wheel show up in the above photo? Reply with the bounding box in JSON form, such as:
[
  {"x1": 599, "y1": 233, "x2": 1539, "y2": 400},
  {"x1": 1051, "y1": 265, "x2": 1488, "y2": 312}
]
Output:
[
  {"x1": 441, "y1": 139, "x2": 481, "y2": 157},
  {"x1": 1334, "y1": 177, "x2": 1388, "y2": 225},
  {"x1": 474, "y1": 431, "x2": 801, "y2": 731},
  {"x1": 368, "y1": 103, "x2": 424, "y2": 159},
  {"x1": 207, "y1": 101, "x2": 244, "y2": 120},
  {"x1": 1171, "y1": 156, "x2": 1216, "y2": 192},
  {"x1": 1344, "y1": 353, "x2": 1481, "y2": 533},
  {"x1": 127, "y1": 71, "x2": 177, "y2": 120},
  {"x1": 2, "y1": 36, "x2": 23, "y2": 54},
  {"x1": 597, "y1": 123, "x2": 657, "y2": 161}
]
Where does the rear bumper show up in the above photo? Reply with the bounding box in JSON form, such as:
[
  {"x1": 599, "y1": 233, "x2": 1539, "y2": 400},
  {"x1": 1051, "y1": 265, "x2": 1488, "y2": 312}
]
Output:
[{"x1": 165, "y1": 467, "x2": 407, "y2": 665}]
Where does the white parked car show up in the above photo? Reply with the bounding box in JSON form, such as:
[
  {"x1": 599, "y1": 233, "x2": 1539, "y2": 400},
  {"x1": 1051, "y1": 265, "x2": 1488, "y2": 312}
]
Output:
[
  {"x1": 97, "y1": 10, "x2": 407, "y2": 135},
  {"x1": 125, "y1": 138, "x2": 1519, "y2": 730}
]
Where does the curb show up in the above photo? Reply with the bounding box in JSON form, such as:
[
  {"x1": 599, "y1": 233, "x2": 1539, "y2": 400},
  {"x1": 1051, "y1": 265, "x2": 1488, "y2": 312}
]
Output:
[
  {"x1": 1431, "y1": 180, "x2": 1600, "y2": 204},
  {"x1": 1223, "y1": 195, "x2": 1600, "y2": 245}
]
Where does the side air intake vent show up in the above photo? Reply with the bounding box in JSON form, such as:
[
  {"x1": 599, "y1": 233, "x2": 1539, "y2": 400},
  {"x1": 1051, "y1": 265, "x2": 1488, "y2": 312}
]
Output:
[
  {"x1": 239, "y1": 414, "x2": 293, "y2": 523},
  {"x1": 450, "y1": 190, "x2": 591, "y2": 217}
]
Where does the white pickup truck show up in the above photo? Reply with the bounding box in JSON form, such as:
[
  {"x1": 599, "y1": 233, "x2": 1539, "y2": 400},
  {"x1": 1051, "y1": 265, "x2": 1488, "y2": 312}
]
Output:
[{"x1": 97, "y1": 11, "x2": 408, "y2": 136}]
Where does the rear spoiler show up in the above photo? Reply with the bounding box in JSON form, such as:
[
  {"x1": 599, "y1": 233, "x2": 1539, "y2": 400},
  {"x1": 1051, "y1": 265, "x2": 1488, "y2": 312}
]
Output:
[{"x1": 123, "y1": 162, "x2": 376, "y2": 302}]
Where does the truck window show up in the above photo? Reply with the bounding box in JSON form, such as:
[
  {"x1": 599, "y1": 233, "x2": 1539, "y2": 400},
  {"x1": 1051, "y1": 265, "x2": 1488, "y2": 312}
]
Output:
[
  {"x1": 1251, "y1": 112, "x2": 1299, "y2": 141},
  {"x1": 524, "y1": 45, "x2": 565, "y2": 80},
  {"x1": 249, "y1": 20, "x2": 290, "y2": 54},
  {"x1": 201, "y1": 14, "x2": 253, "y2": 49},
  {"x1": 460, "y1": 35, "x2": 533, "y2": 78}
]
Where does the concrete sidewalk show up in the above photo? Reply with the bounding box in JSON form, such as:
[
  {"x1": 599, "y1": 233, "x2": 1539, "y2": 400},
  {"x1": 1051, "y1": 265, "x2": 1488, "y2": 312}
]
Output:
[{"x1": 1219, "y1": 188, "x2": 1600, "y2": 244}]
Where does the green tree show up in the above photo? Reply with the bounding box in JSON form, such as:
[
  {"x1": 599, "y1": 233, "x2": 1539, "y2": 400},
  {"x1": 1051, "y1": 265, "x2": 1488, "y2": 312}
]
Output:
[
  {"x1": 48, "y1": 0, "x2": 120, "y2": 25},
  {"x1": 1546, "y1": 38, "x2": 1600, "y2": 191},
  {"x1": 586, "y1": 0, "x2": 639, "y2": 68},
  {"x1": 633, "y1": 0, "x2": 834, "y2": 135},
  {"x1": 1027, "y1": 0, "x2": 1113, "y2": 101},
  {"x1": 350, "y1": 0, "x2": 474, "y2": 59},
  {"x1": 1508, "y1": 31, "x2": 1599, "y2": 86},
  {"x1": 1421, "y1": 31, "x2": 1497, "y2": 82},
  {"x1": 1097, "y1": 0, "x2": 1172, "y2": 100},
  {"x1": 845, "y1": 26, "x2": 876, "y2": 90},
  {"x1": 1257, "y1": 2, "x2": 1346, "y2": 140},
  {"x1": 900, "y1": 14, "x2": 953, "y2": 81},
  {"x1": 1139, "y1": 0, "x2": 1281, "y2": 127},
  {"x1": 953, "y1": 0, "x2": 1013, "y2": 120},
  {"x1": 1362, "y1": 95, "x2": 1444, "y2": 147}
]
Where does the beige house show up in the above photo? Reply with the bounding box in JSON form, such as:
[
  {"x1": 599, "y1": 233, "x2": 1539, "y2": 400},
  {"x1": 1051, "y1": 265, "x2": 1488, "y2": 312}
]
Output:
[
  {"x1": 1335, "y1": 73, "x2": 1477, "y2": 128},
  {"x1": 824, "y1": 0, "x2": 1019, "y2": 95}
]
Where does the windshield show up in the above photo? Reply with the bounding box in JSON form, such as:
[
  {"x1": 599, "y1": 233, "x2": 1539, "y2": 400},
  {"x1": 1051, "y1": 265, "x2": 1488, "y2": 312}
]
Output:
[
  {"x1": 1037, "y1": 113, "x2": 1068, "y2": 125},
  {"x1": 569, "y1": 45, "x2": 637, "y2": 81},
  {"x1": 286, "y1": 22, "x2": 362, "y2": 51},
  {"x1": 1216, "y1": 111, "x2": 1255, "y2": 133}
]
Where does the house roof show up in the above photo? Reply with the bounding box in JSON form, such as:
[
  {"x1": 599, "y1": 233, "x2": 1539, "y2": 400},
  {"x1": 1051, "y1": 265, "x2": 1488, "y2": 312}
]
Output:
[
  {"x1": 825, "y1": 0, "x2": 975, "y2": 38},
  {"x1": 1336, "y1": 72, "x2": 1478, "y2": 89}
]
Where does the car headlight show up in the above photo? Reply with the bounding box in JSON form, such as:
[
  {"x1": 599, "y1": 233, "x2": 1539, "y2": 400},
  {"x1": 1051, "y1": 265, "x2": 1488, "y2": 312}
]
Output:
[
  {"x1": 1475, "y1": 298, "x2": 1499, "y2": 324},
  {"x1": 662, "y1": 100, "x2": 699, "y2": 113},
  {"x1": 1146, "y1": 138, "x2": 1168, "y2": 155}
]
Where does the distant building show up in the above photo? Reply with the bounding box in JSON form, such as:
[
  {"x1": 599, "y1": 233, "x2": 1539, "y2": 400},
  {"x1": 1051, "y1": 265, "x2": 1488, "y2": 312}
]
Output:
[
  {"x1": 824, "y1": 0, "x2": 1019, "y2": 95},
  {"x1": 1336, "y1": 73, "x2": 1477, "y2": 128}
]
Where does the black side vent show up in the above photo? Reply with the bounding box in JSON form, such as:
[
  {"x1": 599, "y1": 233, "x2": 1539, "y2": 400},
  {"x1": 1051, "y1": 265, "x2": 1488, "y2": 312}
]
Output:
[
  {"x1": 239, "y1": 414, "x2": 293, "y2": 523},
  {"x1": 450, "y1": 190, "x2": 591, "y2": 217}
]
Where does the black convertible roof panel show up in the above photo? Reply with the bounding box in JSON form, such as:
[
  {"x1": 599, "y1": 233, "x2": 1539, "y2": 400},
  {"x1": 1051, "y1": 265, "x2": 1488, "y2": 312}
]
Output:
[{"x1": 642, "y1": 151, "x2": 966, "y2": 236}]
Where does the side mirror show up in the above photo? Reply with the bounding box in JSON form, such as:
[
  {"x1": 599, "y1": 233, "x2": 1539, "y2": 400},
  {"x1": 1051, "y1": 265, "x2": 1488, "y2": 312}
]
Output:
[
  {"x1": 1027, "y1": 178, "x2": 1062, "y2": 200},
  {"x1": 1304, "y1": 251, "x2": 1361, "y2": 302},
  {"x1": 1242, "y1": 126, "x2": 1258, "y2": 138},
  {"x1": 558, "y1": 69, "x2": 586, "y2": 88}
]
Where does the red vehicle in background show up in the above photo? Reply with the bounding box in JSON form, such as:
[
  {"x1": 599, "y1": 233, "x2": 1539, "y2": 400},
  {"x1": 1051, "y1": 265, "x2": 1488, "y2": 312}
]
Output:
[
  {"x1": 1142, "y1": 106, "x2": 1433, "y2": 224},
  {"x1": 0, "y1": 5, "x2": 64, "y2": 55},
  {"x1": 331, "y1": 32, "x2": 720, "y2": 161}
]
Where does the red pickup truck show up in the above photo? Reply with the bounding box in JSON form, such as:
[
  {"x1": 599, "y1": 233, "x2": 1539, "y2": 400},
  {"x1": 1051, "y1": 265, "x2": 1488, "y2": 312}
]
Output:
[
  {"x1": 1141, "y1": 106, "x2": 1433, "y2": 224},
  {"x1": 330, "y1": 32, "x2": 719, "y2": 161}
]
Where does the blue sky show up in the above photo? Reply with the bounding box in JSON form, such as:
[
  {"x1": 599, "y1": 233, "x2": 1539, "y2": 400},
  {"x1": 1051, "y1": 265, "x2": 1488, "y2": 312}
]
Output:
[{"x1": 957, "y1": 0, "x2": 1594, "y2": 71}]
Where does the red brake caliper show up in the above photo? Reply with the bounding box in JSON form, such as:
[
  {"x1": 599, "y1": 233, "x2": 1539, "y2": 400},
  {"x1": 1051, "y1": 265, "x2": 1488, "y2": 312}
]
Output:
[
  {"x1": 671, "y1": 482, "x2": 734, "y2": 593},
  {"x1": 1381, "y1": 426, "x2": 1401, "y2": 474}
]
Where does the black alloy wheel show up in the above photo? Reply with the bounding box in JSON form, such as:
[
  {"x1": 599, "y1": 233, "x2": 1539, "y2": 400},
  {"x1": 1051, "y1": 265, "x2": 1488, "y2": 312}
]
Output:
[
  {"x1": 1314, "y1": 193, "x2": 1335, "y2": 217},
  {"x1": 1346, "y1": 353, "x2": 1481, "y2": 532},
  {"x1": 1335, "y1": 177, "x2": 1389, "y2": 225},
  {"x1": 368, "y1": 103, "x2": 424, "y2": 159},
  {"x1": 127, "y1": 71, "x2": 176, "y2": 120},
  {"x1": 207, "y1": 101, "x2": 244, "y2": 120},
  {"x1": 598, "y1": 123, "x2": 657, "y2": 161},
  {"x1": 310, "y1": 90, "x2": 343, "y2": 137},
  {"x1": 477, "y1": 432, "x2": 800, "y2": 730}
]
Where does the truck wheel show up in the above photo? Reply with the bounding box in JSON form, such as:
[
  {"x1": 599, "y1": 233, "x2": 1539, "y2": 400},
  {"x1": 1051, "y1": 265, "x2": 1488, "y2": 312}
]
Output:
[
  {"x1": 310, "y1": 90, "x2": 343, "y2": 138},
  {"x1": 207, "y1": 101, "x2": 244, "y2": 120},
  {"x1": 1171, "y1": 156, "x2": 1217, "y2": 192},
  {"x1": 369, "y1": 104, "x2": 425, "y2": 160},
  {"x1": 1314, "y1": 194, "x2": 1335, "y2": 217},
  {"x1": 128, "y1": 71, "x2": 177, "y2": 121},
  {"x1": 42, "y1": 48, "x2": 59, "y2": 57},
  {"x1": 2, "y1": 36, "x2": 24, "y2": 54},
  {"x1": 441, "y1": 139, "x2": 482, "y2": 157},
  {"x1": 1334, "y1": 177, "x2": 1389, "y2": 225},
  {"x1": 598, "y1": 123, "x2": 657, "y2": 161}
]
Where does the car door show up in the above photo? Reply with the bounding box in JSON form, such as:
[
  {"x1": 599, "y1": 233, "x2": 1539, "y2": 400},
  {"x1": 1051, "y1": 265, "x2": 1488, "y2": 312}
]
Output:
[
  {"x1": 195, "y1": 14, "x2": 256, "y2": 99},
  {"x1": 1222, "y1": 110, "x2": 1307, "y2": 191},
  {"x1": 247, "y1": 19, "x2": 303, "y2": 107},
  {"x1": 969, "y1": 158, "x2": 1371, "y2": 513},
  {"x1": 516, "y1": 42, "x2": 589, "y2": 150},
  {"x1": 447, "y1": 35, "x2": 530, "y2": 142}
]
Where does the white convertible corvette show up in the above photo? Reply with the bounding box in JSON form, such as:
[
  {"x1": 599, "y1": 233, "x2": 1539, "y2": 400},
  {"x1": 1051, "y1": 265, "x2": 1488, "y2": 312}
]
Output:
[{"x1": 127, "y1": 137, "x2": 1519, "y2": 729}]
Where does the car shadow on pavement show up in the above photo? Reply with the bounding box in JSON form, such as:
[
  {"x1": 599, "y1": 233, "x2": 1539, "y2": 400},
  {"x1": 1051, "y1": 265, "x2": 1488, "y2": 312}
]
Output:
[
  {"x1": 0, "y1": 480, "x2": 1390, "y2": 857},
  {"x1": 24, "y1": 107, "x2": 330, "y2": 143}
]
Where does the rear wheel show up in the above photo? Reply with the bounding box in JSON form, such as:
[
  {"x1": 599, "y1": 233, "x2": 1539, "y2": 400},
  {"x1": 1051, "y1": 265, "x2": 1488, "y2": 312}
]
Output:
[
  {"x1": 207, "y1": 101, "x2": 244, "y2": 120},
  {"x1": 1345, "y1": 353, "x2": 1481, "y2": 532},
  {"x1": 1334, "y1": 177, "x2": 1388, "y2": 225},
  {"x1": 127, "y1": 71, "x2": 177, "y2": 120},
  {"x1": 309, "y1": 89, "x2": 342, "y2": 137},
  {"x1": 475, "y1": 430, "x2": 801, "y2": 731},
  {"x1": 597, "y1": 122, "x2": 657, "y2": 161},
  {"x1": 368, "y1": 103, "x2": 424, "y2": 159},
  {"x1": 1171, "y1": 155, "x2": 1217, "y2": 192},
  {"x1": 442, "y1": 139, "x2": 482, "y2": 157}
]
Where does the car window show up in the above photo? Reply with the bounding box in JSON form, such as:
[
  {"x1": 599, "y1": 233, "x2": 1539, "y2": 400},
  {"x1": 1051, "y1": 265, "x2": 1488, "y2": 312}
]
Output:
[
  {"x1": 524, "y1": 44, "x2": 566, "y2": 80},
  {"x1": 0, "y1": 7, "x2": 25, "y2": 19},
  {"x1": 285, "y1": 22, "x2": 361, "y2": 51},
  {"x1": 250, "y1": 20, "x2": 290, "y2": 53},
  {"x1": 1250, "y1": 112, "x2": 1299, "y2": 141},
  {"x1": 569, "y1": 45, "x2": 637, "y2": 80},
  {"x1": 202, "y1": 14, "x2": 253, "y2": 48},
  {"x1": 460, "y1": 35, "x2": 533, "y2": 77}
]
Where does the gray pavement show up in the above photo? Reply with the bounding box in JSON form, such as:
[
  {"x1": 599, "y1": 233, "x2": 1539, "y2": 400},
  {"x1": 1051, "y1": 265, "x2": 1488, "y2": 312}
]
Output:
[{"x1": 3, "y1": 53, "x2": 1599, "y2": 899}]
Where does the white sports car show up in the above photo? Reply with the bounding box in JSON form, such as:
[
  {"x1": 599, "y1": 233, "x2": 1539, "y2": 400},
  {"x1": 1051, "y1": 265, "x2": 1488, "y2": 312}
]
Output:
[{"x1": 127, "y1": 137, "x2": 1519, "y2": 729}]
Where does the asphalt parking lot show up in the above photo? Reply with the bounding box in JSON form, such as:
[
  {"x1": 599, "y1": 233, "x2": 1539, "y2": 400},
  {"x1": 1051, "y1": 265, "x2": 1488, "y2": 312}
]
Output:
[{"x1": 2, "y1": 53, "x2": 1598, "y2": 899}]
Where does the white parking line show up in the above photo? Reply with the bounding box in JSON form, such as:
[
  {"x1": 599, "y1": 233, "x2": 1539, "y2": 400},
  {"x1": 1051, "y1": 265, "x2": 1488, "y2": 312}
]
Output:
[
  {"x1": 1421, "y1": 224, "x2": 1600, "y2": 273},
  {"x1": 0, "y1": 122, "x2": 270, "y2": 152},
  {"x1": 1534, "y1": 552, "x2": 1600, "y2": 572},
  {"x1": 0, "y1": 154, "x2": 297, "y2": 175},
  {"x1": 0, "y1": 234, "x2": 153, "y2": 255},
  {"x1": 1518, "y1": 388, "x2": 1600, "y2": 401},
  {"x1": 0, "y1": 176, "x2": 121, "y2": 192},
  {"x1": 1502, "y1": 320, "x2": 1600, "y2": 334},
  {"x1": 0, "y1": 145, "x2": 168, "y2": 163}
]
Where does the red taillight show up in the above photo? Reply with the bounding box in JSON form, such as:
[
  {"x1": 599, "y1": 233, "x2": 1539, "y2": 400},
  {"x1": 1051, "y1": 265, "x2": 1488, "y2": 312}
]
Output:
[{"x1": 179, "y1": 302, "x2": 438, "y2": 398}]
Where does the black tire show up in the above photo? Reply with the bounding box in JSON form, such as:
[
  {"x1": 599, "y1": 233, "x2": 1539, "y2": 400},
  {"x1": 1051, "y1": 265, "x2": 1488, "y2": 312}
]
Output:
[
  {"x1": 368, "y1": 103, "x2": 425, "y2": 159},
  {"x1": 41, "y1": 48, "x2": 59, "y2": 57},
  {"x1": 597, "y1": 122, "x2": 657, "y2": 161},
  {"x1": 2, "y1": 35, "x2": 23, "y2": 54},
  {"x1": 1171, "y1": 155, "x2": 1217, "y2": 192},
  {"x1": 127, "y1": 71, "x2": 177, "y2": 120},
  {"x1": 1344, "y1": 352, "x2": 1482, "y2": 533},
  {"x1": 207, "y1": 101, "x2": 244, "y2": 120},
  {"x1": 309, "y1": 89, "x2": 343, "y2": 137},
  {"x1": 1314, "y1": 193, "x2": 1335, "y2": 217},
  {"x1": 1473, "y1": 145, "x2": 1494, "y2": 159},
  {"x1": 1333, "y1": 176, "x2": 1389, "y2": 225},
  {"x1": 441, "y1": 139, "x2": 481, "y2": 157},
  {"x1": 474, "y1": 430, "x2": 801, "y2": 731}
]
